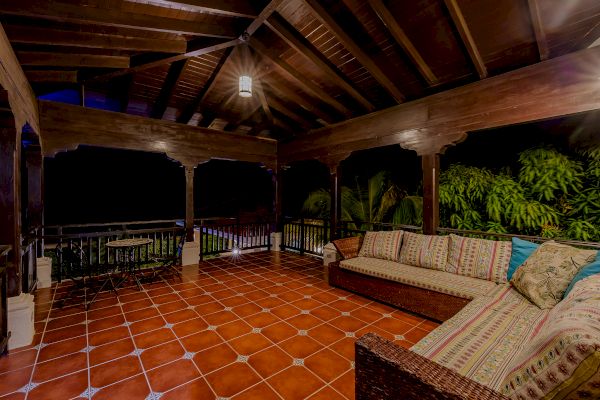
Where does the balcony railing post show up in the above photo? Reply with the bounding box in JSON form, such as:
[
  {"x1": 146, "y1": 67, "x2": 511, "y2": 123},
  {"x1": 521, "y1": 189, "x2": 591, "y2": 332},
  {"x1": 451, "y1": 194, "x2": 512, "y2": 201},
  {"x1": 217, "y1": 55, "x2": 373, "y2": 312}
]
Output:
[
  {"x1": 300, "y1": 217, "x2": 305, "y2": 256},
  {"x1": 199, "y1": 219, "x2": 204, "y2": 262}
]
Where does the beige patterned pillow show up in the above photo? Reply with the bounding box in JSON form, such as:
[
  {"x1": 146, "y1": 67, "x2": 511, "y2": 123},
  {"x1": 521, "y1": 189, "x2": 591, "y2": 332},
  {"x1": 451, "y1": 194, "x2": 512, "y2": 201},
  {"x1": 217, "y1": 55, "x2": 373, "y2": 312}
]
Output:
[
  {"x1": 398, "y1": 232, "x2": 449, "y2": 271},
  {"x1": 447, "y1": 234, "x2": 512, "y2": 283},
  {"x1": 358, "y1": 230, "x2": 404, "y2": 262},
  {"x1": 510, "y1": 241, "x2": 596, "y2": 309}
]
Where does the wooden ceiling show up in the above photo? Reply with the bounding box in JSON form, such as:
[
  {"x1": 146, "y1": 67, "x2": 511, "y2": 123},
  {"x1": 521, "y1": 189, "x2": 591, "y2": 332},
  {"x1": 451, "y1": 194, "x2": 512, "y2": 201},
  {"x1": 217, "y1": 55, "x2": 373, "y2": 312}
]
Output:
[{"x1": 1, "y1": 0, "x2": 599, "y2": 140}]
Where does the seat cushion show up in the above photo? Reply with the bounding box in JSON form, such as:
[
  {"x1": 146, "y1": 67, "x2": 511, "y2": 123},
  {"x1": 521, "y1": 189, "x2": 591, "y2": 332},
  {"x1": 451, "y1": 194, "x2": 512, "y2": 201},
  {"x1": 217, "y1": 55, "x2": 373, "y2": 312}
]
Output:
[
  {"x1": 339, "y1": 256, "x2": 497, "y2": 300},
  {"x1": 398, "y1": 232, "x2": 449, "y2": 271},
  {"x1": 412, "y1": 285, "x2": 548, "y2": 391},
  {"x1": 446, "y1": 234, "x2": 512, "y2": 284},
  {"x1": 500, "y1": 274, "x2": 600, "y2": 399},
  {"x1": 358, "y1": 230, "x2": 403, "y2": 262},
  {"x1": 510, "y1": 241, "x2": 597, "y2": 309}
]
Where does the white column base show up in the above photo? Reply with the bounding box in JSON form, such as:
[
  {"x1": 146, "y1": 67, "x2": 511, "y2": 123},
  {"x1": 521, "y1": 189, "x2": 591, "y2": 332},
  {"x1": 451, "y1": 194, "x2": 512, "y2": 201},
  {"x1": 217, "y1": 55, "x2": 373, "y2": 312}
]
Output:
[
  {"x1": 323, "y1": 242, "x2": 340, "y2": 266},
  {"x1": 181, "y1": 241, "x2": 200, "y2": 266},
  {"x1": 270, "y1": 232, "x2": 282, "y2": 252},
  {"x1": 8, "y1": 293, "x2": 35, "y2": 350},
  {"x1": 37, "y1": 257, "x2": 52, "y2": 289}
]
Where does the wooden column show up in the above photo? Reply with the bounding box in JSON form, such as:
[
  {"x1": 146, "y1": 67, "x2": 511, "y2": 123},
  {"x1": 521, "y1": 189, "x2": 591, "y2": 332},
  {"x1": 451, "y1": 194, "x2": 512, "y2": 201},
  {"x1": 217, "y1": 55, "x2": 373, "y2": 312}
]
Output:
[
  {"x1": 0, "y1": 125, "x2": 22, "y2": 296},
  {"x1": 25, "y1": 146, "x2": 43, "y2": 229},
  {"x1": 329, "y1": 164, "x2": 342, "y2": 241},
  {"x1": 270, "y1": 165, "x2": 283, "y2": 232},
  {"x1": 184, "y1": 165, "x2": 195, "y2": 242},
  {"x1": 422, "y1": 153, "x2": 440, "y2": 235}
]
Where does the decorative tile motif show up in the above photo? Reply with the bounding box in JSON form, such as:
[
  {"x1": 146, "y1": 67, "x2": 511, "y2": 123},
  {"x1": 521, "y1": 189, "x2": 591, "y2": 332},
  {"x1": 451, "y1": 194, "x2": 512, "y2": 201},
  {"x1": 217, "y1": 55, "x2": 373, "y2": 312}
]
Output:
[
  {"x1": 394, "y1": 335, "x2": 405, "y2": 341},
  {"x1": 131, "y1": 348, "x2": 145, "y2": 356},
  {"x1": 269, "y1": 294, "x2": 278, "y2": 297},
  {"x1": 146, "y1": 392, "x2": 163, "y2": 400},
  {"x1": 237, "y1": 355, "x2": 249, "y2": 363},
  {"x1": 164, "y1": 323, "x2": 174, "y2": 329},
  {"x1": 301, "y1": 310, "x2": 310, "y2": 315},
  {"x1": 17, "y1": 382, "x2": 39, "y2": 393},
  {"x1": 80, "y1": 345, "x2": 96, "y2": 353},
  {"x1": 293, "y1": 358, "x2": 305, "y2": 366},
  {"x1": 224, "y1": 307, "x2": 233, "y2": 311},
  {"x1": 34, "y1": 343, "x2": 48, "y2": 350},
  {"x1": 251, "y1": 328, "x2": 262, "y2": 334},
  {"x1": 298, "y1": 330, "x2": 308, "y2": 336},
  {"x1": 383, "y1": 313, "x2": 392, "y2": 318},
  {"x1": 303, "y1": 295, "x2": 312, "y2": 299},
  {"x1": 262, "y1": 308, "x2": 270, "y2": 313},
  {"x1": 276, "y1": 283, "x2": 283, "y2": 286},
  {"x1": 122, "y1": 321, "x2": 133, "y2": 327},
  {"x1": 350, "y1": 361, "x2": 355, "y2": 369},
  {"x1": 207, "y1": 325, "x2": 217, "y2": 331},
  {"x1": 80, "y1": 387, "x2": 101, "y2": 398},
  {"x1": 341, "y1": 311, "x2": 350, "y2": 316},
  {"x1": 183, "y1": 352, "x2": 195, "y2": 360},
  {"x1": 345, "y1": 332, "x2": 356, "y2": 338}
]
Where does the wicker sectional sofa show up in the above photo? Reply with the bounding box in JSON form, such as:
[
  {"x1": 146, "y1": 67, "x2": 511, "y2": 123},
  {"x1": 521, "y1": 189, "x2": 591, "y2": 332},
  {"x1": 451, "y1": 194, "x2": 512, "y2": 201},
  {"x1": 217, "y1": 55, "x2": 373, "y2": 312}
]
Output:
[{"x1": 328, "y1": 232, "x2": 600, "y2": 400}]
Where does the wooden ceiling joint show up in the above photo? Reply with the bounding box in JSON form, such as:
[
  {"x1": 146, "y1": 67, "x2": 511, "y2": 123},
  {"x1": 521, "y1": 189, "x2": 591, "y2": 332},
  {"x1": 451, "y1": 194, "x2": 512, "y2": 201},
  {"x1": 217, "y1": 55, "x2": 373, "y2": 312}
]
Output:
[
  {"x1": 17, "y1": 51, "x2": 130, "y2": 68},
  {"x1": 24, "y1": 70, "x2": 78, "y2": 83},
  {"x1": 443, "y1": 0, "x2": 488, "y2": 79},
  {"x1": 367, "y1": 0, "x2": 438, "y2": 86},
  {"x1": 527, "y1": 0, "x2": 549, "y2": 61},
  {"x1": 151, "y1": 59, "x2": 189, "y2": 119},
  {"x1": 146, "y1": 0, "x2": 258, "y2": 18},
  {"x1": 303, "y1": 0, "x2": 405, "y2": 103},
  {"x1": 266, "y1": 13, "x2": 375, "y2": 112}
]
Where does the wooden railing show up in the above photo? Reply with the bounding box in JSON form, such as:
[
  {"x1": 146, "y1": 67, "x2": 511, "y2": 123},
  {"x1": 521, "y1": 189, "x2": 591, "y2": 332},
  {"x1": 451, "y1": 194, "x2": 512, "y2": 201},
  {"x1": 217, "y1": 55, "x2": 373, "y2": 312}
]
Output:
[
  {"x1": 282, "y1": 217, "x2": 330, "y2": 256},
  {"x1": 196, "y1": 217, "x2": 272, "y2": 260},
  {"x1": 0, "y1": 245, "x2": 11, "y2": 355},
  {"x1": 338, "y1": 221, "x2": 422, "y2": 238},
  {"x1": 33, "y1": 220, "x2": 184, "y2": 282}
]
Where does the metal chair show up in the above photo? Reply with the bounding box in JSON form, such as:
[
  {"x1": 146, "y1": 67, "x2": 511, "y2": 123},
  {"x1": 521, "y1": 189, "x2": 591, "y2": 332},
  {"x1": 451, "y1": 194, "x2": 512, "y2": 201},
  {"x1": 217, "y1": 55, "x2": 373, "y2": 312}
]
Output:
[
  {"x1": 55, "y1": 242, "x2": 89, "y2": 308},
  {"x1": 150, "y1": 235, "x2": 185, "y2": 281}
]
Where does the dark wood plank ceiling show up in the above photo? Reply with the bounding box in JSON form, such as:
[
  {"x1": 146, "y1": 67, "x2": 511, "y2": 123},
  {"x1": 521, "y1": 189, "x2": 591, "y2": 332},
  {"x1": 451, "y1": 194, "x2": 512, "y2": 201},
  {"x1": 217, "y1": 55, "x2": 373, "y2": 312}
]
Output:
[{"x1": 1, "y1": 0, "x2": 599, "y2": 140}]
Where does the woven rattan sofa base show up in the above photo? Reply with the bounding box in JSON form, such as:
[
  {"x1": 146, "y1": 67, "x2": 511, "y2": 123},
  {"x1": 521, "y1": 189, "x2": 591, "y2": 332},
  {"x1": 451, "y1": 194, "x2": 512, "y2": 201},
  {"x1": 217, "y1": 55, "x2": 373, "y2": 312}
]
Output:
[
  {"x1": 355, "y1": 333, "x2": 509, "y2": 400},
  {"x1": 328, "y1": 261, "x2": 469, "y2": 322}
]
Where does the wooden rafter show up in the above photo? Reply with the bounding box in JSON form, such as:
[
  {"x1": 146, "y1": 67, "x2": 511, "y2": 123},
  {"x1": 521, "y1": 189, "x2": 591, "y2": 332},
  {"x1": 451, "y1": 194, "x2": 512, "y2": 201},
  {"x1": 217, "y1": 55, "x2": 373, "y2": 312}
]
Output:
[
  {"x1": 303, "y1": 0, "x2": 405, "y2": 103},
  {"x1": 367, "y1": 0, "x2": 438, "y2": 85},
  {"x1": 151, "y1": 59, "x2": 188, "y2": 119},
  {"x1": 443, "y1": 0, "x2": 488, "y2": 79},
  {"x1": 266, "y1": 96, "x2": 312, "y2": 129},
  {"x1": 24, "y1": 70, "x2": 78, "y2": 83},
  {"x1": 148, "y1": 0, "x2": 257, "y2": 18},
  {"x1": 5, "y1": 25, "x2": 187, "y2": 53},
  {"x1": 0, "y1": 0, "x2": 237, "y2": 38},
  {"x1": 250, "y1": 38, "x2": 352, "y2": 118},
  {"x1": 527, "y1": 0, "x2": 549, "y2": 61},
  {"x1": 254, "y1": 80, "x2": 273, "y2": 122},
  {"x1": 17, "y1": 51, "x2": 129, "y2": 68},
  {"x1": 266, "y1": 13, "x2": 375, "y2": 112},
  {"x1": 177, "y1": 47, "x2": 235, "y2": 124},
  {"x1": 263, "y1": 79, "x2": 332, "y2": 124}
]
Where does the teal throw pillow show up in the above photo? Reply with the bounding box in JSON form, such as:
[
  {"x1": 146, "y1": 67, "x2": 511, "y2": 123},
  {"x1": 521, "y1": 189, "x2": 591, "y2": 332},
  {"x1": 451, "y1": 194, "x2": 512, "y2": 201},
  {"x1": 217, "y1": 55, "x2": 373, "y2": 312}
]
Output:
[
  {"x1": 507, "y1": 237, "x2": 539, "y2": 280},
  {"x1": 563, "y1": 251, "x2": 600, "y2": 298}
]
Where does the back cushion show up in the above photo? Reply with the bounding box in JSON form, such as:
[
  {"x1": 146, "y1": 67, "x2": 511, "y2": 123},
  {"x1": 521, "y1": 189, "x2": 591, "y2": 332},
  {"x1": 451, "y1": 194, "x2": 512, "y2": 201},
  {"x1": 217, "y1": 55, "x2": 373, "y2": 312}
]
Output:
[
  {"x1": 357, "y1": 230, "x2": 404, "y2": 262},
  {"x1": 398, "y1": 231, "x2": 449, "y2": 271},
  {"x1": 507, "y1": 237, "x2": 540, "y2": 280},
  {"x1": 446, "y1": 234, "x2": 512, "y2": 283},
  {"x1": 500, "y1": 274, "x2": 600, "y2": 399}
]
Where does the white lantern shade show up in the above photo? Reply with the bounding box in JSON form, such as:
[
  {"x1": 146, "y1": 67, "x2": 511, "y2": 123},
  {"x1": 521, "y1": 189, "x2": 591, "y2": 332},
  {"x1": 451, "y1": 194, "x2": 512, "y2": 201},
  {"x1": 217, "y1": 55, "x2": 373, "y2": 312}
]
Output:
[{"x1": 239, "y1": 75, "x2": 252, "y2": 97}]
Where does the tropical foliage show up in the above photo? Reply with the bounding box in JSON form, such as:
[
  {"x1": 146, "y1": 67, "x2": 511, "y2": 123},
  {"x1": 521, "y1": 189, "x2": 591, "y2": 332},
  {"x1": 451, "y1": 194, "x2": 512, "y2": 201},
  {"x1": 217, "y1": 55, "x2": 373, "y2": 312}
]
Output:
[
  {"x1": 302, "y1": 171, "x2": 423, "y2": 228},
  {"x1": 440, "y1": 146, "x2": 600, "y2": 241}
]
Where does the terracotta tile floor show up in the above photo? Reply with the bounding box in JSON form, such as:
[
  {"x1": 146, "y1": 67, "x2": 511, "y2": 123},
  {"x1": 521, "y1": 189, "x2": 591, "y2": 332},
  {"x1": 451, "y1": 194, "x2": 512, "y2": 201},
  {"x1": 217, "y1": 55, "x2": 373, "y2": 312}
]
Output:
[{"x1": 0, "y1": 251, "x2": 438, "y2": 400}]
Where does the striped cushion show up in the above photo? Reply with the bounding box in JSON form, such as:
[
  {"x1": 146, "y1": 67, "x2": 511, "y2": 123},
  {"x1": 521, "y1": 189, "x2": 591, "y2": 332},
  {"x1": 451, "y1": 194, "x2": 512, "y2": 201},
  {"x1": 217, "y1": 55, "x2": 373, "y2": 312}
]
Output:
[
  {"x1": 398, "y1": 232, "x2": 449, "y2": 271},
  {"x1": 357, "y1": 230, "x2": 404, "y2": 262},
  {"x1": 339, "y1": 257, "x2": 497, "y2": 300},
  {"x1": 412, "y1": 285, "x2": 548, "y2": 391},
  {"x1": 500, "y1": 274, "x2": 600, "y2": 399},
  {"x1": 447, "y1": 234, "x2": 512, "y2": 283}
]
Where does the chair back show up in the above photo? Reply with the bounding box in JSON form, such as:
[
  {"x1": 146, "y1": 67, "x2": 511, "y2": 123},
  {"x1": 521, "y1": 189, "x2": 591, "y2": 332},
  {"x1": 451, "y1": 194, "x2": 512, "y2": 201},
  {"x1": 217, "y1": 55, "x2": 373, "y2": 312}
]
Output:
[
  {"x1": 175, "y1": 234, "x2": 186, "y2": 259},
  {"x1": 55, "y1": 242, "x2": 89, "y2": 281}
]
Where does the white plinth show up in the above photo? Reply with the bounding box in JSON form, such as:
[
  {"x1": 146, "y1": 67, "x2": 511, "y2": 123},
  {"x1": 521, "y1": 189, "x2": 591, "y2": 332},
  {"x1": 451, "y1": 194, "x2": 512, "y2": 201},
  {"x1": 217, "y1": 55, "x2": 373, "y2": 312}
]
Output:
[
  {"x1": 37, "y1": 257, "x2": 52, "y2": 289},
  {"x1": 8, "y1": 293, "x2": 35, "y2": 350},
  {"x1": 270, "y1": 232, "x2": 282, "y2": 252},
  {"x1": 323, "y1": 242, "x2": 340, "y2": 266},
  {"x1": 182, "y1": 241, "x2": 200, "y2": 266}
]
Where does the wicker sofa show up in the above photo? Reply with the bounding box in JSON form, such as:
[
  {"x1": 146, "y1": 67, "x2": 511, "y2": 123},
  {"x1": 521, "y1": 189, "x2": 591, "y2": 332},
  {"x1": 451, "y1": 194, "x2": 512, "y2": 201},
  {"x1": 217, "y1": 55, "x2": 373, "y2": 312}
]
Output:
[{"x1": 329, "y1": 232, "x2": 600, "y2": 400}]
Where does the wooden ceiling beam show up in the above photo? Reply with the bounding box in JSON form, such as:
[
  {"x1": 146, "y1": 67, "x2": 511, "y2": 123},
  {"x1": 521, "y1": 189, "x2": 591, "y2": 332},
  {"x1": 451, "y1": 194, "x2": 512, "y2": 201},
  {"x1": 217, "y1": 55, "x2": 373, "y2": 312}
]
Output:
[
  {"x1": 148, "y1": 0, "x2": 257, "y2": 18},
  {"x1": 17, "y1": 51, "x2": 130, "y2": 68},
  {"x1": 303, "y1": 0, "x2": 405, "y2": 103},
  {"x1": 266, "y1": 13, "x2": 375, "y2": 112},
  {"x1": 367, "y1": 0, "x2": 438, "y2": 86},
  {"x1": 443, "y1": 0, "x2": 488, "y2": 79},
  {"x1": 527, "y1": 0, "x2": 549, "y2": 61},
  {"x1": 151, "y1": 59, "x2": 188, "y2": 119},
  {"x1": 24, "y1": 70, "x2": 78, "y2": 83},
  {"x1": 177, "y1": 46, "x2": 235, "y2": 124},
  {"x1": 255, "y1": 80, "x2": 273, "y2": 122},
  {"x1": 5, "y1": 25, "x2": 187, "y2": 53},
  {"x1": 266, "y1": 96, "x2": 313, "y2": 129},
  {"x1": 263, "y1": 79, "x2": 332, "y2": 124},
  {"x1": 250, "y1": 38, "x2": 353, "y2": 118},
  {"x1": 0, "y1": 0, "x2": 237, "y2": 38}
]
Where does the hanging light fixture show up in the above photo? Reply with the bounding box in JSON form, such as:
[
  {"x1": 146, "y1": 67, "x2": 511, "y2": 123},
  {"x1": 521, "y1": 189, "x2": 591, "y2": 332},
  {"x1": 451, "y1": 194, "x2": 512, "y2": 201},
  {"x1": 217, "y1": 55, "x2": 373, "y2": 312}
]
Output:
[{"x1": 239, "y1": 31, "x2": 252, "y2": 98}]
